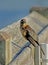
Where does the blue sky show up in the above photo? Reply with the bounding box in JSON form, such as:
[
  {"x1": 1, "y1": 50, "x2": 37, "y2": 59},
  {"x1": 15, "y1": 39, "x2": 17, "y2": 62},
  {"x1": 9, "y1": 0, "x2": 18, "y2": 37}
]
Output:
[{"x1": 0, "y1": 0, "x2": 48, "y2": 29}]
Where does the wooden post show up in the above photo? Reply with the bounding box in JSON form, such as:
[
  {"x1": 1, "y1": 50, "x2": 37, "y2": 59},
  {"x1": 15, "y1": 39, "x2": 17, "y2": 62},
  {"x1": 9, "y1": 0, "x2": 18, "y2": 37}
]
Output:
[{"x1": 0, "y1": 31, "x2": 12, "y2": 65}]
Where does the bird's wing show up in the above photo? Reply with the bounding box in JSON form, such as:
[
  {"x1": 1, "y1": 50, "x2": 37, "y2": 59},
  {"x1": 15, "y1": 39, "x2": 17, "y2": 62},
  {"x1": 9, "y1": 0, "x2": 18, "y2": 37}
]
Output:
[{"x1": 25, "y1": 25, "x2": 38, "y2": 42}]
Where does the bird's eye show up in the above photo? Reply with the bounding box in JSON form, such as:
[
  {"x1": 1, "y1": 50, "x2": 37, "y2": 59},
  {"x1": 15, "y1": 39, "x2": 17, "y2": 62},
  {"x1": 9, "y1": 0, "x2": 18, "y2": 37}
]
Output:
[
  {"x1": 21, "y1": 21, "x2": 24, "y2": 24},
  {"x1": 20, "y1": 19, "x2": 26, "y2": 24},
  {"x1": 21, "y1": 19, "x2": 24, "y2": 21}
]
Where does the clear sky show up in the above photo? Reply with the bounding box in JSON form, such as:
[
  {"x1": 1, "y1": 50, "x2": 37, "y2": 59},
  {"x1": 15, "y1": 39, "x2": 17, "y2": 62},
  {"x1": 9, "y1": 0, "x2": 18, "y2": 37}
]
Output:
[{"x1": 0, "y1": 0, "x2": 48, "y2": 29}]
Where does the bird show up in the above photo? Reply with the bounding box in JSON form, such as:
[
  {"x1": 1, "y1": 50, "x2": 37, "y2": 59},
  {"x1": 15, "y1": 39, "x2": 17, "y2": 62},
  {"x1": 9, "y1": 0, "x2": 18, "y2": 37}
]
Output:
[{"x1": 20, "y1": 19, "x2": 40, "y2": 47}]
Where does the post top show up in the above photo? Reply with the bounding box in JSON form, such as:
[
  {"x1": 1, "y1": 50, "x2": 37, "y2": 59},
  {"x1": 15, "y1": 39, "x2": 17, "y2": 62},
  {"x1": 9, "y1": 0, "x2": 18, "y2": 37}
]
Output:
[{"x1": 0, "y1": 31, "x2": 11, "y2": 41}]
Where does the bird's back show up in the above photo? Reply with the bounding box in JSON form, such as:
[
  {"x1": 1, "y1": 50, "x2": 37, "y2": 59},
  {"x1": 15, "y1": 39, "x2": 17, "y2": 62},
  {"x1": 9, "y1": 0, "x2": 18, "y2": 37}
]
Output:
[{"x1": 25, "y1": 25, "x2": 38, "y2": 42}]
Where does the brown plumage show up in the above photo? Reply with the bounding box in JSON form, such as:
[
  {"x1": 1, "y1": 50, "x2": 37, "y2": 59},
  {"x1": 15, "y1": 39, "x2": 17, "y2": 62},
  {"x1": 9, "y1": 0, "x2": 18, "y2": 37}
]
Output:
[{"x1": 20, "y1": 19, "x2": 39, "y2": 46}]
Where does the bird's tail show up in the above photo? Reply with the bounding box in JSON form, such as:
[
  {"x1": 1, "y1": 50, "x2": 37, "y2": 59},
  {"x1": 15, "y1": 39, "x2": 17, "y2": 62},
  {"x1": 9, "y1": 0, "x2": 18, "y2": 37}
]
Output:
[{"x1": 26, "y1": 35, "x2": 45, "y2": 55}]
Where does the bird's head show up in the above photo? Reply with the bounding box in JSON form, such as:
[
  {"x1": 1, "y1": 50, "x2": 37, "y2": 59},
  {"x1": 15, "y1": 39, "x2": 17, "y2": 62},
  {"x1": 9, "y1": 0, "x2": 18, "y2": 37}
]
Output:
[{"x1": 20, "y1": 19, "x2": 27, "y2": 28}]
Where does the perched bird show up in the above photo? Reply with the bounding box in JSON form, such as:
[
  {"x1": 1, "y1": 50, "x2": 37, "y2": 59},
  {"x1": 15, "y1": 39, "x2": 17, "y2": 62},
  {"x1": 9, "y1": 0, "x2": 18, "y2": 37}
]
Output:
[{"x1": 20, "y1": 19, "x2": 40, "y2": 47}]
